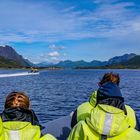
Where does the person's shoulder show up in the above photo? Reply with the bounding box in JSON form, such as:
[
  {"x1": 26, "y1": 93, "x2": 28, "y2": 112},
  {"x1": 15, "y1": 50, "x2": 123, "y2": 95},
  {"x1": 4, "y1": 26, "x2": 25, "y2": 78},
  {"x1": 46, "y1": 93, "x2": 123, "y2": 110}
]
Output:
[
  {"x1": 78, "y1": 102, "x2": 92, "y2": 109},
  {"x1": 73, "y1": 120, "x2": 88, "y2": 131},
  {"x1": 125, "y1": 104, "x2": 134, "y2": 110},
  {"x1": 40, "y1": 133, "x2": 57, "y2": 140},
  {"x1": 78, "y1": 90, "x2": 98, "y2": 109},
  {"x1": 125, "y1": 104, "x2": 135, "y2": 114}
]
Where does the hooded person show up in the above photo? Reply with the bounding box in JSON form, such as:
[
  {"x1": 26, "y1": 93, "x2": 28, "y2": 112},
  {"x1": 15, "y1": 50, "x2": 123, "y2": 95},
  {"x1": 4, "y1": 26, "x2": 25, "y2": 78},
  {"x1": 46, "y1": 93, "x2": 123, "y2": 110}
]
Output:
[
  {"x1": 71, "y1": 72, "x2": 140, "y2": 131},
  {"x1": 68, "y1": 73, "x2": 140, "y2": 140},
  {"x1": 0, "y1": 91, "x2": 57, "y2": 140},
  {"x1": 67, "y1": 99, "x2": 140, "y2": 140}
]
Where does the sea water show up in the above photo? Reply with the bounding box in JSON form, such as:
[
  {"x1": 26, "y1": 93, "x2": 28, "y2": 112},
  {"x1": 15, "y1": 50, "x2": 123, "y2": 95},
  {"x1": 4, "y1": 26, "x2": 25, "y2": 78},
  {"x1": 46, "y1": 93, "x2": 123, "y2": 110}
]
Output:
[{"x1": 0, "y1": 69, "x2": 140, "y2": 124}]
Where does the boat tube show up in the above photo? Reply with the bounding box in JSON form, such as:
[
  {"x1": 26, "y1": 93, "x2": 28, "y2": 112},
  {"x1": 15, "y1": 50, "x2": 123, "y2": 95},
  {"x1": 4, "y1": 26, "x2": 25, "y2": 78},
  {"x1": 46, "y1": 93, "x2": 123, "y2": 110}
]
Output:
[{"x1": 42, "y1": 113, "x2": 72, "y2": 140}]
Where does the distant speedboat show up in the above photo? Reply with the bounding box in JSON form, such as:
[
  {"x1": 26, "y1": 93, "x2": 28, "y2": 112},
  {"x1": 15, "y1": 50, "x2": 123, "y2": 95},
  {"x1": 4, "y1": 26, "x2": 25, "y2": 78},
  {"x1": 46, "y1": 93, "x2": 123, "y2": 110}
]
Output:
[{"x1": 29, "y1": 68, "x2": 39, "y2": 73}]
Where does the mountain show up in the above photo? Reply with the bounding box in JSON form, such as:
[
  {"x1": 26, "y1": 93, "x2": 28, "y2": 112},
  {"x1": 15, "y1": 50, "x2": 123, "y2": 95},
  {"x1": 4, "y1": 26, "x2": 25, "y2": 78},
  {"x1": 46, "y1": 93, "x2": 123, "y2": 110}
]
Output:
[
  {"x1": 101, "y1": 55, "x2": 140, "y2": 69},
  {"x1": 55, "y1": 53, "x2": 137, "y2": 68},
  {"x1": 121, "y1": 55, "x2": 140, "y2": 68},
  {"x1": 56, "y1": 60, "x2": 107, "y2": 68},
  {"x1": 36, "y1": 53, "x2": 138, "y2": 68},
  {"x1": 90, "y1": 60, "x2": 107, "y2": 66},
  {"x1": 0, "y1": 45, "x2": 32, "y2": 67},
  {"x1": 108, "y1": 53, "x2": 136, "y2": 65},
  {"x1": 36, "y1": 61, "x2": 54, "y2": 67},
  {"x1": 56, "y1": 60, "x2": 77, "y2": 68},
  {"x1": 0, "y1": 56, "x2": 22, "y2": 68}
]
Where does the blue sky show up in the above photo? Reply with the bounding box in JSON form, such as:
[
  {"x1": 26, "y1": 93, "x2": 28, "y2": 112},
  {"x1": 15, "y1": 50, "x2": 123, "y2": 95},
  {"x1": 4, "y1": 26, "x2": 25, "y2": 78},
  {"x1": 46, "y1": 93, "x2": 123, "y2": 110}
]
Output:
[{"x1": 0, "y1": 0, "x2": 140, "y2": 63}]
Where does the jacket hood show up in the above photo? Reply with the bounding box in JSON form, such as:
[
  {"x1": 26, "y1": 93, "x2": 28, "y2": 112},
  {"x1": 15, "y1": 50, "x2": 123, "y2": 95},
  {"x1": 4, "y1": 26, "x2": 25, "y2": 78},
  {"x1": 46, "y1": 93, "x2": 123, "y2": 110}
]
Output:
[
  {"x1": 98, "y1": 82, "x2": 122, "y2": 97},
  {"x1": 89, "y1": 82, "x2": 126, "y2": 113},
  {"x1": 1, "y1": 107, "x2": 41, "y2": 129},
  {"x1": 86, "y1": 104, "x2": 129, "y2": 137}
]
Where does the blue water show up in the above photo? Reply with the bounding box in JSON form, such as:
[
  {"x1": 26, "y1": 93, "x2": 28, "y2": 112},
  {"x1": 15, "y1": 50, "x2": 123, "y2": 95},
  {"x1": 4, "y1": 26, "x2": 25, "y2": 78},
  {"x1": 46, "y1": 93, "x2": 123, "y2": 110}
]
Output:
[{"x1": 0, "y1": 69, "x2": 140, "y2": 124}]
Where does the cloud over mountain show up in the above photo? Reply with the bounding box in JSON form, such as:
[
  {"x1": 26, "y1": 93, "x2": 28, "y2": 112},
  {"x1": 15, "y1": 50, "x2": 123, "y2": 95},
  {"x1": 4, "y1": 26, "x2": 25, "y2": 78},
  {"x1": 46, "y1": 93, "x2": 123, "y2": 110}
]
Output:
[{"x1": 48, "y1": 51, "x2": 60, "y2": 57}]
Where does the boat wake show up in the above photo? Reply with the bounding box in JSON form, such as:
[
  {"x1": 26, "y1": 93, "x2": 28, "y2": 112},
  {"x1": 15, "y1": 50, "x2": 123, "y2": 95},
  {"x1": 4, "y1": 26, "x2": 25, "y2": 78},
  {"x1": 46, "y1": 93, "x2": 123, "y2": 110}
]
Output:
[{"x1": 0, "y1": 72, "x2": 39, "y2": 78}]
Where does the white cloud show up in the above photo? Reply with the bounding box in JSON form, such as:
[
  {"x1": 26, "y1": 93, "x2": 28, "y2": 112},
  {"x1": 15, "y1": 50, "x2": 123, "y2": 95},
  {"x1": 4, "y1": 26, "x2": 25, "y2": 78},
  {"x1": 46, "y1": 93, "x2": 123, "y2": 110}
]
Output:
[
  {"x1": 0, "y1": 0, "x2": 139, "y2": 43},
  {"x1": 30, "y1": 43, "x2": 67, "y2": 63},
  {"x1": 48, "y1": 51, "x2": 60, "y2": 57},
  {"x1": 28, "y1": 55, "x2": 60, "y2": 64},
  {"x1": 37, "y1": 51, "x2": 61, "y2": 63}
]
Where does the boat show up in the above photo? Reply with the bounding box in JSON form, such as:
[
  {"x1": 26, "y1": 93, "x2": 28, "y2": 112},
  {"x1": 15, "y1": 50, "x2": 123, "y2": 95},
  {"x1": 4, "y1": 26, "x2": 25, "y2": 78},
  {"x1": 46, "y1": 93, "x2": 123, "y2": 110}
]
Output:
[
  {"x1": 42, "y1": 113, "x2": 73, "y2": 140},
  {"x1": 29, "y1": 68, "x2": 39, "y2": 73}
]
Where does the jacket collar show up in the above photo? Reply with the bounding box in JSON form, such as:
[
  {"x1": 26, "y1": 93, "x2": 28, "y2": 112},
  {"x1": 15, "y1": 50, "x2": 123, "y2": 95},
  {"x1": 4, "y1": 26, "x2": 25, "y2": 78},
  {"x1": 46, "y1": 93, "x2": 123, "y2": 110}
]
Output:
[{"x1": 1, "y1": 107, "x2": 40, "y2": 127}]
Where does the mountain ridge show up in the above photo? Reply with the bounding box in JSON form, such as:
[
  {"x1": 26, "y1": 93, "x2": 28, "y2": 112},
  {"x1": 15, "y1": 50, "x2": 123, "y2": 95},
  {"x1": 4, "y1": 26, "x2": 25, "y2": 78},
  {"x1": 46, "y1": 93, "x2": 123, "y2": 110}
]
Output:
[
  {"x1": 37, "y1": 53, "x2": 137, "y2": 68},
  {"x1": 0, "y1": 45, "x2": 139, "y2": 69},
  {"x1": 0, "y1": 45, "x2": 32, "y2": 67}
]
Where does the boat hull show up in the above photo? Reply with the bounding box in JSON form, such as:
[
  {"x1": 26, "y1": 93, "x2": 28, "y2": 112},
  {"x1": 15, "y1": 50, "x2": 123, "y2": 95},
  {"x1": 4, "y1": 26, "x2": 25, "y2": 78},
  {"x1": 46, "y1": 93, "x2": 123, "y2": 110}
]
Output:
[{"x1": 42, "y1": 115, "x2": 71, "y2": 140}]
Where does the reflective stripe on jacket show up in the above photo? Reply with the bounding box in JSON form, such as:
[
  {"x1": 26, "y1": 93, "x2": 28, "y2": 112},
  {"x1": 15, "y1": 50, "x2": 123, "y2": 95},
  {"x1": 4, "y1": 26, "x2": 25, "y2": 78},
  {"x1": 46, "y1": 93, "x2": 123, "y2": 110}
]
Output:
[{"x1": 68, "y1": 104, "x2": 140, "y2": 140}]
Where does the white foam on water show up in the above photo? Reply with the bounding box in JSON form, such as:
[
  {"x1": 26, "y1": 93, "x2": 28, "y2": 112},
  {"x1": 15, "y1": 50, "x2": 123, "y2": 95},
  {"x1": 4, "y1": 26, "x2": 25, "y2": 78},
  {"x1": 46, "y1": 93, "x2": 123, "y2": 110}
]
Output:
[{"x1": 0, "y1": 72, "x2": 39, "y2": 78}]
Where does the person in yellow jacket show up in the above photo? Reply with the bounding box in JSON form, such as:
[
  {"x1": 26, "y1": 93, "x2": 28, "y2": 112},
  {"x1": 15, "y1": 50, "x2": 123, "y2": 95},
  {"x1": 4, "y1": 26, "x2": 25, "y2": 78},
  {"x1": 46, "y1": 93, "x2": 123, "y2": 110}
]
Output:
[
  {"x1": 0, "y1": 91, "x2": 57, "y2": 140},
  {"x1": 71, "y1": 72, "x2": 140, "y2": 131},
  {"x1": 68, "y1": 103, "x2": 140, "y2": 140}
]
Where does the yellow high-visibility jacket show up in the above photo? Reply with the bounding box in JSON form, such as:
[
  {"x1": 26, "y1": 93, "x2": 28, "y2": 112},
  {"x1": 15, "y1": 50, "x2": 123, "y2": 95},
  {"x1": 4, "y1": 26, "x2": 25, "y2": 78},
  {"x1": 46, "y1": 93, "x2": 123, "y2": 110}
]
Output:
[
  {"x1": 68, "y1": 104, "x2": 140, "y2": 140},
  {"x1": 2, "y1": 121, "x2": 57, "y2": 140},
  {"x1": 77, "y1": 91, "x2": 136, "y2": 129}
]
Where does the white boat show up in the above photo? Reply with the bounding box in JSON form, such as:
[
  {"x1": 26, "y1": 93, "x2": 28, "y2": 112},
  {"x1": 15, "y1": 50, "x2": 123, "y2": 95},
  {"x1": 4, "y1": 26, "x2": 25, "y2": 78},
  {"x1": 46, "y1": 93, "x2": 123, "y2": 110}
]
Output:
[
  {"x1": 29, "y1": 68, "x2": 39, "y2": 73},
  {"x1": 0, "y1": 72, "x2": 39, "y2": 78}
]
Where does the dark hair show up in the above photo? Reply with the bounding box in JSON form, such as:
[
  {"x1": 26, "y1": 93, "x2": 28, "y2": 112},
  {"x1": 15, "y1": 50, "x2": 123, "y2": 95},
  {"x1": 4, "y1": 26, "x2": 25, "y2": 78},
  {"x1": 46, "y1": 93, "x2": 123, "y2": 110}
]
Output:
[
  {"x1": 5, "y1": 91, "x2": 30, "y2": 109},
  {"x1": 99, "y1": 72, "x2": 120, "y2": 86}
]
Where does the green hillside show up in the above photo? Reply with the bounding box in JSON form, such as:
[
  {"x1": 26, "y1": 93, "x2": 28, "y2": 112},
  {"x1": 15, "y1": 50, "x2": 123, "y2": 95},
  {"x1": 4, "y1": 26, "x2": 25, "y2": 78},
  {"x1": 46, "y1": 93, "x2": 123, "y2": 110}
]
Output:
[
  {"x1": 0, "y1": 56, "x2": 23, "y2": 68},
  {"x1": 105, "y1": 55, "x2": 140, "y2": 69},
  {"x1": 123, "y1": 55, "x2": 140, "y2": 68},
  {"x1": 102, "y1": 56, "x2": 140, "y2": 69}
]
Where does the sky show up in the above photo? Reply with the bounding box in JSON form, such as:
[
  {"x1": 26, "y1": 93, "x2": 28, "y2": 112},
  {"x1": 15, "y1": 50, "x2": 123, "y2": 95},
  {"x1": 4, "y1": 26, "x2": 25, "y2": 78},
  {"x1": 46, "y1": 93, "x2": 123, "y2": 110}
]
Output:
[{"x1": 0, "y1": 0, "x2": 140, "y2": 64}]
